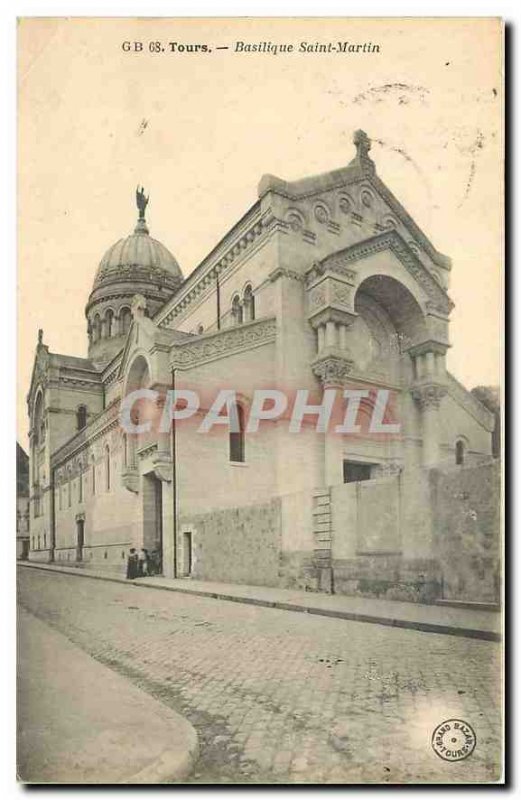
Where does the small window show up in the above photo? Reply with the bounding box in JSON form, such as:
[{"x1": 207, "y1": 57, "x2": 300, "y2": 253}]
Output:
[
  {"x1": 197, "y1": 324, "x2": 204, "y2": 335},
  {"x1": 120, "y1": 307, "x2": 132, "y2": 335},
  {"x1": 231, "y1": 295, "x2": 243, "y2": 326},
  {"x1": 343, "y1": 461, "x2": 373, "y2": 483},
  {"x1": 229, "y1": 403, "x2": 245, "y2": 463},
  {"x1": 93, "y1": 314, "x2": 101, "y2": 343},
  {"x1": 76, "y1": 405, "x2": 87, "y2": 431},
  {"x1": 455, "y1": 440, "x2": 465, "y2": 466},
  {"x1": 105, "y1": 309, "x2": 114, "y2": 338},
  {"x1": 243, "y1": 285, "x2": 255, "y2": 322}
]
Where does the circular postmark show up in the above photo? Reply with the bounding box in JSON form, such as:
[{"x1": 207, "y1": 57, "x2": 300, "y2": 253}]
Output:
[{"x1": 431, "y1": 719, "x2": 476, "y2": 762}]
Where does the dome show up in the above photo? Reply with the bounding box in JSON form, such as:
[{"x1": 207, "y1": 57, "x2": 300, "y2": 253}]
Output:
[
  {"x1": 93, "y1": 218, "x2": 183, "y2": 291},
  {"x1": 85, "y1": 189, "x2": 184, "y2": 366}
]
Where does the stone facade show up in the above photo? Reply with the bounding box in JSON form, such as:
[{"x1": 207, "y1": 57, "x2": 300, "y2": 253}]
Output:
[{"x1": 26, "y1": 131, "x2": 499, "y2": 603}]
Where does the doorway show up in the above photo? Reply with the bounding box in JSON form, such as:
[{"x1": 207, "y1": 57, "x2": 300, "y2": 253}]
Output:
[
  {"x1": 182, "y1": 531, "x2": 193, "y2": 577},
  {"x1": 142, "y1": 473, "x2": 163, "y2": 575},
  {"x1": 76, "y1": 518, "x2": 84, "y2": 562}
]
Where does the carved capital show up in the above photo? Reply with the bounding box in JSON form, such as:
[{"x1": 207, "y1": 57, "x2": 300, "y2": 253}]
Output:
[
  {"x1": 411, "y1": 383, "x2": 447, "y2": 410},
  {"x1": 121, "y1": 467, "x2": 139, "y2": 493},
  {"x1": 312, "y1": 353, "x2": 354, "y2": 386},
  {"x1": 152, "y1": 454, "x2": 173, "y2": 483}
]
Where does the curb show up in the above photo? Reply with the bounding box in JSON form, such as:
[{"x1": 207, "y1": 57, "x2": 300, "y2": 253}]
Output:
[
  {"x1": 124, "y1": 721, "x2": 199, "y2": 785},
  {"x1": 19, "y1": 562, "x2": 501, "y2": 643}
]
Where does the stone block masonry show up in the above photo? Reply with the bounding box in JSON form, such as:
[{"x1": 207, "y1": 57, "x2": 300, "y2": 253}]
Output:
[{"x1": 180, "y1": 499, "x2": 282, "y2": 587}]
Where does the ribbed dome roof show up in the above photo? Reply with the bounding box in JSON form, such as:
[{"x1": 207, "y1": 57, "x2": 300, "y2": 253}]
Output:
[{"x1": 93, "y1": 218, "x2": 183, "y2": 291}]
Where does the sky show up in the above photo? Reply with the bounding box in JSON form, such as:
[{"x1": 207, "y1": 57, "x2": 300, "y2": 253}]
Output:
[{"x1": 17, "y1": 17, "x2": 503, "y2": 447}]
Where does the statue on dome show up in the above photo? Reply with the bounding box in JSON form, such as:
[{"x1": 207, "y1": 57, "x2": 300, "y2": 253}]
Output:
[{"x1": 136, "y1": 185, "x2": 149, "y2": 220}]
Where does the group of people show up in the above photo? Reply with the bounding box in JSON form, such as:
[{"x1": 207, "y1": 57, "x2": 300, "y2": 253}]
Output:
[{"x1": 126, "y1": 547, "x2": 157, "y2": 579}]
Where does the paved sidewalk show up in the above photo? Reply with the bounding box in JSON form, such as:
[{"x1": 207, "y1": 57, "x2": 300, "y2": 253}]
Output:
[
  {"x1": 20, "y1": 562, "x2": 501, "y2": 641},
  {"x1": 17, "y1": 606, "x2": 199, "y2": 784}
]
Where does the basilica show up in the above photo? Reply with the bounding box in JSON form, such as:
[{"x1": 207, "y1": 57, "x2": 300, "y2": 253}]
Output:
[{"x1": 27, "y1": 131, "x2": 500, "y2": 603}]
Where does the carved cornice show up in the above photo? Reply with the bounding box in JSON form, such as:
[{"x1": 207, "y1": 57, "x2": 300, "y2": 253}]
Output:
[
  {"x1": 368, "y1": 174, "x2": 452, "y2": 271},
  {"x1": 311, "y1": 352, "x2": 354, "y2": 386},
  {"x1": 406, "y1": 340, "x2": 449, "y2": 357},
  {"x1": 170, "y1": 316, "x2": 276, "y2": 370},
  {"x1": 308, "y1": 306, "x2": 357, "y2": 330},
  {"x1": 269, "y1": 267, "x2": 306, "y2": 283},
  {"x1": 305, "y1": 260, "x2": 357, "y2": 288},
  {"x1": 411, "y1": 383, "x2": 448, "y2": 410}
]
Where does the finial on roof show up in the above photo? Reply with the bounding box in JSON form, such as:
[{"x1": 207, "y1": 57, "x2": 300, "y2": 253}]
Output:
[
  {"x1": 38, "y1": 328, "x2": 43, "y2": 345},
  {"x1": 354, "y1": 130, "x2": 371, "y2": 158},
  {"x1": 350, "y1": 130, "x2": 375, "y2": 174},
  {"x1": 135, "y1": 185, "x2": 150, "y2": 234}
]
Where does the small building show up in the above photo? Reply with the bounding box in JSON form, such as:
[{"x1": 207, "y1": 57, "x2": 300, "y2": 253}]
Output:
[
  {"x1": 17, "y1": 443, "x2": 30, "y2": 560},
  {"x1": 26, "y1": 132, "x2": 500, "y2": 603}
]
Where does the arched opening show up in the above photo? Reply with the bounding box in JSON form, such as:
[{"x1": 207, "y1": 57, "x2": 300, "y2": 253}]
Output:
[
  {"x1": 93, "y1": 314, "x2": 101, "y2": 343},
  {"x1": 229, "y1": 402, "x2": 245, "y2": 463},
  {"x1": 243, "y1": 285, "x2": 255, "y2": 322},
  {"x1": 76, "y1": 404, "x2": 87, "y2": 431},
  {"x1": 455, "y1": 439, "x2": 465, "y2": 466},
  {"x1": 91, "y1": 457, "x2": 96, "y2": 495},
  {"x1": 124, "y1": 355, "x2": 153, "y2": 456},
  {"x1": 353, "y1": 275, "x2": 428, "y2": 382},
  {"x1": 120, "y1": 307, "x2": 132, "y2": 336},
  {"x1": 231, "y1": 295, "x2": 243, "y2": 326},
  {"x1": 105, "y1": 308, "x2": 114, "y2": 338}
]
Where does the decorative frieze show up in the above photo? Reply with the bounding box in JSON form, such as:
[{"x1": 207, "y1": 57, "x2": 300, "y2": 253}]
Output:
[{"x1": 170, "y1": 316, "x2": 276, "y2": 370}]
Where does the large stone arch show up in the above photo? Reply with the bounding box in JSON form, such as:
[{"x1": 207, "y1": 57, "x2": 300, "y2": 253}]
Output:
[{"x1": 353, "y1": 274, "x2": 428, "y2": 352}]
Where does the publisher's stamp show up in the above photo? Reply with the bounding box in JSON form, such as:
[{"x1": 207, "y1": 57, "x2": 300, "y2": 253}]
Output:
[{"x1": 431, "y1": 719, "x2": 477, "y2": 762}]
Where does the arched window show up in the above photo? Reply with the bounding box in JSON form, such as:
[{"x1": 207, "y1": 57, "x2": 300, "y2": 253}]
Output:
[
  {"x1": 105, "y1": 445, "x2": 111, "y2": 491},
  {"x1": 243, "y1": 285, "x2": 255, "y2": 322},
  {"x1": 455, "y1": 439, "x2": 465, "y2": 466},
  {"x1": 229, "y1": 402, "x2": 245, "y2": 463},
  {"x1": 105, "y1": 309, "x2": 114, "y2": 338},
  {"x1": 231, "y1": 295, "x2": 243, "y2": 326},
  {"x1": 67, "y1": 469, "x2": 72, "y2": 507},
  {"x1": 93, "y1": 314, "x2": 101, "y2": 343},
  {"x1": 76, "y1": 405, "x2": 87, "y2": 431},
  {"x1": 197, "y1": 324, "x2": 204, "y2": 335},
  {"x1": 120, "y1": 307, "x2": 132, "y2": 336}
]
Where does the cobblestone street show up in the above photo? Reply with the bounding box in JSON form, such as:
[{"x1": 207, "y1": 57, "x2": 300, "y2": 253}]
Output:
[{"x1": 17, "y1": 567, "x2": 502, "y2": 784}]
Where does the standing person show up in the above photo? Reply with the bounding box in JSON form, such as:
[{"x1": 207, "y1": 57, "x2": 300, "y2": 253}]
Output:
[
  {"x1": 126, "y1": 547, "x2": 139, "y2": 579},
  {"x1": 138, "y1": 548, "x2": 149, "y2": 577}
]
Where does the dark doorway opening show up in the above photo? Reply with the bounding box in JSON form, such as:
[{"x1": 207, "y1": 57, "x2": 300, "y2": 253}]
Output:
[
  {"x1": 343, "y1": 461, "x2": 373, "y2": 483},
  {"x1": 183, "y1": 531, "x2": 193, "y2": 577},
  {"x1": 143, "y1": 474, "x2": 163, "y2": 575},
  {"x1": 76, "y1": 518, "x2": 84, "y2": 562}
]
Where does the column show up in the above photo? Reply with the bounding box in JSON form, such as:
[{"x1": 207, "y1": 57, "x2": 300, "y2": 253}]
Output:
[{"x1": 411, "y1": 384, "x2": 447, "y2": 466}]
